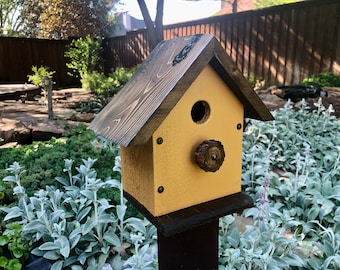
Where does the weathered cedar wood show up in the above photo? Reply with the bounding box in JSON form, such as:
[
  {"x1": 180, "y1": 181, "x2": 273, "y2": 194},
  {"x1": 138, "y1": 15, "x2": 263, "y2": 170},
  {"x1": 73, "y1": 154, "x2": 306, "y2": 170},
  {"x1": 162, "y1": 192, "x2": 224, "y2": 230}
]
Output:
[{"x1": 90, "y1": 34, "x2": 273, "y2": 147}]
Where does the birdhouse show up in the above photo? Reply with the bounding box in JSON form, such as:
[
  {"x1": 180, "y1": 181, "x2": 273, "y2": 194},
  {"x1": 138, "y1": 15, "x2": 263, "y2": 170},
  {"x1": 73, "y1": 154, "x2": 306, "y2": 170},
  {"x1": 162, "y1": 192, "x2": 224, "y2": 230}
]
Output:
[{"x1": 90, "y1": 34, "x2": 273, "y2": 217}]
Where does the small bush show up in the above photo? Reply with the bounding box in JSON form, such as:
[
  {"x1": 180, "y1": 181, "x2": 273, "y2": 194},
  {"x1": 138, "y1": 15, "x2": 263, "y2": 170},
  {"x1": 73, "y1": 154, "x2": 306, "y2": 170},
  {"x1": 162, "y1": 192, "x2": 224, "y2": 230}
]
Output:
[
  {"x1": 302, "y1": 72, "x2": 340, "y2": 87},
  {"x1": 64, "y1": 36, "x2": 103, "y2": 87},
  {"x1": 27, "y1": 65, "x2": 55, "y2": 102},
  {"x1": 82, "y1": 67, "x2": 136, "y2": 107}
]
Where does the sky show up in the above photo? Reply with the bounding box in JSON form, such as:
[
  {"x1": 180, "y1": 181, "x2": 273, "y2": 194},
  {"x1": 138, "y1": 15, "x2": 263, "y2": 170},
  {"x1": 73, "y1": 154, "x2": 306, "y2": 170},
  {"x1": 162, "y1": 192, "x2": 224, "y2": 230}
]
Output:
[{"x1": 116, "y1": 0, "x2": 221, "y2": 25}]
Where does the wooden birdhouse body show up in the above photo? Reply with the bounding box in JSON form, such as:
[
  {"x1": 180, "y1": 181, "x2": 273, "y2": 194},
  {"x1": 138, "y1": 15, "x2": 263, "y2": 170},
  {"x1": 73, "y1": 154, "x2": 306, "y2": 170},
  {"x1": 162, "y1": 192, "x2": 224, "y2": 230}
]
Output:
[
  {"x1": 121, "y1": 65, "x2": 244, "y2": 216},
  {"x1": 90, "y1": 34, "x2": 273, "y2": 218}
]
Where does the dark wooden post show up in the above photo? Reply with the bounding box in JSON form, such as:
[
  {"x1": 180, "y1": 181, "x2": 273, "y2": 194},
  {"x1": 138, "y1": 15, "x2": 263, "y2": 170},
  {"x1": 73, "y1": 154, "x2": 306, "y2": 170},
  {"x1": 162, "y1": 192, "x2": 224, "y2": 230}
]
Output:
[
  {"x1": 125, "y1": 192, "x2": 253, "y2": 270},
  {"x1": 44, "y1": 76, "x2": 53, "y2": 120},
  {"x1": 158, "y1": 219, "x2": 219, "y2": 270}
]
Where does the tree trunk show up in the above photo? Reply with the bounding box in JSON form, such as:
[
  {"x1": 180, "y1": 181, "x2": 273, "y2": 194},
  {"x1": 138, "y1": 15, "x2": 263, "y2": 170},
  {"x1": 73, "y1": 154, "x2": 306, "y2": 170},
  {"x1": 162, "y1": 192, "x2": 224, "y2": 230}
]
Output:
[
  {"x1": 137, "y1": 0, "x2": 164, "y2": 49},
  {"x1": 232, "y1": 0, "x2": 238, "y2": 13},
  {"x1": 155, "y1": 0, "x2": 164, "y2": 43}
]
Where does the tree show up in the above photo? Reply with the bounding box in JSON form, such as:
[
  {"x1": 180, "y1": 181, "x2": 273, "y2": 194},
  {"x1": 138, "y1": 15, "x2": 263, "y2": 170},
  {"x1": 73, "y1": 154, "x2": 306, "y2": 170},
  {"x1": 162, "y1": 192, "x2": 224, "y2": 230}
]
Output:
[
  {"x1": 254, "y1": 0, "x2": 303, "y2": 8},
  {"x1": 0, "y1": 0, "x2": 24, "y2": 36},
  {"x1": 137, "y1": 0, "x2": 164, "y2": 49},
  {"x1": 21, "y1": 0, "x2": 42, "y2": 38},
  {"x1": 22, "y1": 0, "x2": 118, "y2": 39}
]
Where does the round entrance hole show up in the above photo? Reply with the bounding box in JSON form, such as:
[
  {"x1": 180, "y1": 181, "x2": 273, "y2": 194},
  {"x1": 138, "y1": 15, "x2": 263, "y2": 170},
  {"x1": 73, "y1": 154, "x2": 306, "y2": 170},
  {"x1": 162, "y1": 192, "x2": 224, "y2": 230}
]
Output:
[{"x1": 191, "y1": 100, "x2": 210, "y2": 124}]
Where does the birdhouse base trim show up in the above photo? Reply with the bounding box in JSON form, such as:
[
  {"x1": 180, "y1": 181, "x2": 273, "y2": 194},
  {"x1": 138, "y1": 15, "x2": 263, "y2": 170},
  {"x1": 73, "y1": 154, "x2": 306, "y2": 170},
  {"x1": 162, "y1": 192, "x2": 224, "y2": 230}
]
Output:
[{"x1": 124, "y1": 191, "x2": 253, "y2": 237}]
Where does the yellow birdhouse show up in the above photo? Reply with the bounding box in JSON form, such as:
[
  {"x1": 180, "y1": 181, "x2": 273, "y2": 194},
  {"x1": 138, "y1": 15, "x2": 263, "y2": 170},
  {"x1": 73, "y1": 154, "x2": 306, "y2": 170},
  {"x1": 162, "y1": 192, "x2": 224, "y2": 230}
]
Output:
[{"x1": 90, "y1": 34, "x2": 273, "y2": 218}]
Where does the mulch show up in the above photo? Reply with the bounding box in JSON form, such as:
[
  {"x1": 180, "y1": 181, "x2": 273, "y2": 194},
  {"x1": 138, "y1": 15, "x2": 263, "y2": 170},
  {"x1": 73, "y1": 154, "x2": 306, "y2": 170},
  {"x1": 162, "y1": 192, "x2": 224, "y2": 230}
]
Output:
[{"x1": 258, "y1": 87, "x2": 340, "y2": 118}]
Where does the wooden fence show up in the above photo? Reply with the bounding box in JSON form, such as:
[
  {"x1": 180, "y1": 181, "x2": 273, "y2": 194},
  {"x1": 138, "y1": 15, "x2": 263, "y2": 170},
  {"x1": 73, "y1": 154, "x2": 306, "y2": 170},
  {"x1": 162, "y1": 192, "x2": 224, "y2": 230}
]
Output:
[
  {"x1": 0, "y1": 0, "x2": 339, "y2": 86},
  {"x1": 104, "y1": 0, "x2": 340, "y2": 86},
  {"x1": 0, "y1": 37, "x2": 78, "y2": 87}
]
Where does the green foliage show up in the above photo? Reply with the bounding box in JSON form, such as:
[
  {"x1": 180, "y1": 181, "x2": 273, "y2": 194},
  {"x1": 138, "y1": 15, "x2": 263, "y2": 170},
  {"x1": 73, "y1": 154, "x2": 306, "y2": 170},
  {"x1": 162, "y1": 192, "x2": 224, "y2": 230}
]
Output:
[
  {"x1": 82, "y1": 67, "x2": 136, "y2": 107},
  {"x1": 302, "y1": 72, "x2": 340, "y2": 87},
  {"x1": 27, "y1": 65, "x2": 55, "y2": 102},
  {"x1": 27, "y1": 65, "x2": 55, "y2": 88},
  {"x1": 241, "y1": 99, "x2": 339, "y2": 269},
  {"x1": 254, "y1": 0, "x2": 303, "y2": 8},
  {"x1": 219, "y1": 215, "x2": 304, "y2": 270},
  {"x1": 23, "y1": 0, "x2": 118, "y2": 39},
  {"x1": 64, "y1": 36, "x2": 103, "y2": 87},
  {"x1": 0, "y1": 222, "x2": 28, "y2": 270},
  {"x1": 0, "y1": 185, "x2": 4, "y2": 201},
  {"x1": 0, "y1": 94, "x2": 339, "y2": 269},
  {"x1": 0, "y1": 125, "x2": 118, "y2": 205},
  {"x1": 1, "y1": 158, "x2": 157, "y2": 269},
  {"x1": 0, "y1": 0, "x2": 24, "y2": 37}
]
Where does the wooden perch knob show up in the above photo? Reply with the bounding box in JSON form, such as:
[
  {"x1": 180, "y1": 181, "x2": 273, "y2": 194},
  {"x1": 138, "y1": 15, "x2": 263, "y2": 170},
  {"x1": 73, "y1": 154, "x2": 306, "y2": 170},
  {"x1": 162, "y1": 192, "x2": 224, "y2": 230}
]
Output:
[{"x1": 194, "y1": 140, "x2": 225, "y2": 172}]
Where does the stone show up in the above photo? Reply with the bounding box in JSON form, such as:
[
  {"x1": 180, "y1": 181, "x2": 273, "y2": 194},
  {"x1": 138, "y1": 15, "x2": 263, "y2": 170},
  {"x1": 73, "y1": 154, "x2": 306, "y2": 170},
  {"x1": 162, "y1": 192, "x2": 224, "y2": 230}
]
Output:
[
  {"x1": 29, "y1": 120, "x2": 81, "y2": 141},
  {"x1": 0, "y1": 118, "x2": 31, "y2": 145},
  {"x1": 68, "y1": 113, "x2": 94, "y2": 123}
]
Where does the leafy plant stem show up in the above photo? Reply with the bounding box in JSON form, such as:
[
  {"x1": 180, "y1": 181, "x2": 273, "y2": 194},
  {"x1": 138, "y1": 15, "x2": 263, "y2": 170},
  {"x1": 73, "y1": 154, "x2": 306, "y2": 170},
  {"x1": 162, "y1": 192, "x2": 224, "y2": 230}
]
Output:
[
  {"x1": 333, "y1": 151, "x2": 340, "y2": 172},
  {"x1": 294, "y1": 153, "x2": 301, "y2": 203},
  {"x1": 250, "y1": 146, "x2": 256, "y2": 188},
  {"x1": 93, "y1": 188, "x2": 103, "y2": 244},
  {"x1": 11, "y1": 166, "x2": 31, "y2": 222},
  {"x1": 41, "y1": 201, "x2": 53, "y2": 236}
]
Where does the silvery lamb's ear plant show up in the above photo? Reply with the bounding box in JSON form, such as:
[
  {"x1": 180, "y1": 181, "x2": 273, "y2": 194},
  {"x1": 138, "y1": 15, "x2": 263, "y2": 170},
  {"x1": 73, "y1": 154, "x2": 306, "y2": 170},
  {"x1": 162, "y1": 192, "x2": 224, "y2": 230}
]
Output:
[
  {"x1": 1, "y1": 98, "x2": 338, "y2": 269},
  {"x1": 218, "y1": 214, "x2": 305, "y2": 270},
  {"x1": 1, "y1": 157, "x2": 157, "y2": 270},
  {"x1": 241, "y1": 98, "x2": 340, "y2": 269}
]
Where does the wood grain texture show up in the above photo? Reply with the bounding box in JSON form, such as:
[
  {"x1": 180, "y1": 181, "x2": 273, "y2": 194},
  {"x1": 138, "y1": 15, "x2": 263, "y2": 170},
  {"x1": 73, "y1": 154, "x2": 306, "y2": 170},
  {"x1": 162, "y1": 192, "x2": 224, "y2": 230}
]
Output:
[
  {"x1": 90, "y1": 34, "x2": 214, "y2": 146},
  {"x1": 90, "y1": 34, "x2": 273, "y2": 146}
]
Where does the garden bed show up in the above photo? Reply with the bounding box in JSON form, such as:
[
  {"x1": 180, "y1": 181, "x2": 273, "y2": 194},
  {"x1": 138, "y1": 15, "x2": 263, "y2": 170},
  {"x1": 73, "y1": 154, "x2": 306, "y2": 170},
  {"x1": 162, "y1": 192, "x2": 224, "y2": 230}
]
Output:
[
  {"x1": 0, "y1": 78, "x2": 339, "y2": 269},
  {"x1": 0, "y1": 96, "x2": 339, "y2": 269}
]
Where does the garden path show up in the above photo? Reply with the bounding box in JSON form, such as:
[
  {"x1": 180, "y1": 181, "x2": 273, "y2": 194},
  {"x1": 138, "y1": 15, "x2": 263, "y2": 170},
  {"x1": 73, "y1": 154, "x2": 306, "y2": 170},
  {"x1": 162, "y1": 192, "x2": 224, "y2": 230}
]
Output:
[
  {"x1": 0, "y1": 87, "x2": 339, "y2": 147},
  {"x1": 0, "y1": 88, "x2": 96, "y2": 146}
]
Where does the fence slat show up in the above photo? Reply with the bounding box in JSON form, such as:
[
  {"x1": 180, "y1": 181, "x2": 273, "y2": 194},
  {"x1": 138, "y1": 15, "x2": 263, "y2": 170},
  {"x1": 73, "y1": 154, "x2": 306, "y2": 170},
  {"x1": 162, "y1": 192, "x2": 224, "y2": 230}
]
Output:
[
  {"x1": 0, "y1": 0, "x2": 339, "y2": 86},
  {"x1": 104, "y1": 0, "x2": 339, "y2": 85}
]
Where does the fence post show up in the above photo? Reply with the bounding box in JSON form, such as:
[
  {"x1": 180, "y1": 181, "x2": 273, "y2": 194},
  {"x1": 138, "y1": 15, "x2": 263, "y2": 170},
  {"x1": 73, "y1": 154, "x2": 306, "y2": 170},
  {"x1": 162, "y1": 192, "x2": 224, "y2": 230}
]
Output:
[{"x1": 44, "y1": 76, "x2": 53, "y2": 120}]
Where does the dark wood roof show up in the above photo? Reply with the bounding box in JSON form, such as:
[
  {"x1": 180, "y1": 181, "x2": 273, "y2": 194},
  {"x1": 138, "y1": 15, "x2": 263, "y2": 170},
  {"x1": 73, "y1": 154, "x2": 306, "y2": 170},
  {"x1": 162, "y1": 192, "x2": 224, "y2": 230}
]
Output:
[{"x1": 90, "y1": 34, "x2": 273, "y2": 146}]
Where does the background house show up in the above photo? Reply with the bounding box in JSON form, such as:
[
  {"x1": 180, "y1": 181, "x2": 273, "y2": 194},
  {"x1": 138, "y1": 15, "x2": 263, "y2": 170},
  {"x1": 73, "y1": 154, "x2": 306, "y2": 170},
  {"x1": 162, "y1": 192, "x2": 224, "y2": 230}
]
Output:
[{"x1": 113, "y1": 12, "x2": 147, "y2": 36}]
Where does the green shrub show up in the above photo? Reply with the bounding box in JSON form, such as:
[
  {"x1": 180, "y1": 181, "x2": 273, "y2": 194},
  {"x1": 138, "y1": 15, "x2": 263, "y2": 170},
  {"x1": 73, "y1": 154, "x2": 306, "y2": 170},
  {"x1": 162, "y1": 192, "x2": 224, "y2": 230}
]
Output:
[
  {"x1": 64, "y1": 36, "x2": 103, "y2": 87},
  {"x1": 27, "y1": 65, "x2": 55, "y2": 101},
  {"x1": 82, "y1": 67, "x2": 136, "y2": 107},
  {"x1": 302, "y1": 72, "x2": 340, "y2": 87},
  {"x1": 241, "y1": 99, "x2": 339, "y2": 269},
  {"x1": 27, "y1": 66, "x2": 55, "y2": 88}
]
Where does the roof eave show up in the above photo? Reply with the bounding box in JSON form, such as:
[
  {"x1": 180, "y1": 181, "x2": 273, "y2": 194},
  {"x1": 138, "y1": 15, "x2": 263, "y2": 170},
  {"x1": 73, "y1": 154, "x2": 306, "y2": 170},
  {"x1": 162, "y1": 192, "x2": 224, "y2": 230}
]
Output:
[{"x1": 211, "y1": 39, "x2": 274, "y2": 121}]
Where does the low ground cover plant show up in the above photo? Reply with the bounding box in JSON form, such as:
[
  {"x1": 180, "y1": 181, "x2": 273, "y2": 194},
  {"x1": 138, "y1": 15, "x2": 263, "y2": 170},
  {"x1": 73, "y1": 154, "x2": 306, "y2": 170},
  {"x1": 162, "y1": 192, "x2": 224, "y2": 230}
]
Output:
[
  {"x1": 0, "y1": 126, "x2": 118, "y2": 204},
  {"x1": 1, "y1": 158, "x2": 157, "y2": 270},
  {"x1": 0, "y1": 98, "x2": 339, "y2": 269},
  {"x1": 240, "y1": 99, "x2": 339, "y2": 269}
]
